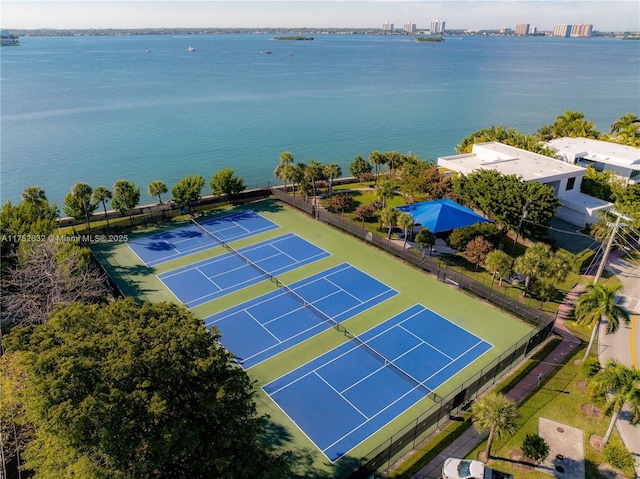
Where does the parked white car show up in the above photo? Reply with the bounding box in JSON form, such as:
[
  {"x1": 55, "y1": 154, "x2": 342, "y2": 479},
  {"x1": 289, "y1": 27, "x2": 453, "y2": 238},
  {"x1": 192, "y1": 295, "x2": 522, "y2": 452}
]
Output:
[{"x1": 442, "y1": 458, "x2": 513, "y2": 479}]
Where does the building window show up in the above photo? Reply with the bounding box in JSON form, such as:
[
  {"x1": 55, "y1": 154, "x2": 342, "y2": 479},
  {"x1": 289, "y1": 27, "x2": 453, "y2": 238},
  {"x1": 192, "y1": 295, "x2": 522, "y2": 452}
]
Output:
[{"x1": 566, "y1": 177, "x2": 576, "y2": 191}]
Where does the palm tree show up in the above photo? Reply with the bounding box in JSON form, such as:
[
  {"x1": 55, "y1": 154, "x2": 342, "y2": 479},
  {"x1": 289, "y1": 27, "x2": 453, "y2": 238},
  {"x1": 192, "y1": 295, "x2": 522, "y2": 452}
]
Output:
[
  {"x1": 148, "y1": 180, "x2": 168, "y2": 205},
  {"x1": 71, "y1": 182, "x2": 94, "y2": 234},
  {"x1": 589, "y1": 360, "x2": 640, "y2": 447},
  {"x1": 397, "y1": 212, "x2": 415, "y2": 250},
  {"x1": 374, "y1": 179, "x2": 395, "y2": 209},
  {"x1": 323, "y1": 162, "x2": 342, "y2": 197},
  {"x1": 290, "y1": 162, "x2": 306, "y2": 197},
  {"x1": 274, "y1": 151, "x2": 294, "y2": 193},
  {"x1": 368, "y1": 150, "x2": 385, "y2": 184},
  {"x1": 21, "y1": 186, "x2": 47, "y2": 217},
  {"x1": 513, "y1": 243, "x2": 551, "y2": 295},
  {"x1": 470, "y1": 392, "x2": 518, "y2": 460},
  {"x1": 610, "y1": 113, "x2": 639, "y2": 135},
  {"x1": 485, "y1": 250, "x2": 513, "y2": 288},
  {"x1": 379, "y1": 206, "x2": 398, "y2": 240},
  {"x1": 575, "y1": 283, "x2": 630, "y2": 360},
  {"x1": 92, "y1": 186, "x2": 113, "y2": 229},
  {"x1": 305, "y1": 159, "x2": 324, "y2": 201}
]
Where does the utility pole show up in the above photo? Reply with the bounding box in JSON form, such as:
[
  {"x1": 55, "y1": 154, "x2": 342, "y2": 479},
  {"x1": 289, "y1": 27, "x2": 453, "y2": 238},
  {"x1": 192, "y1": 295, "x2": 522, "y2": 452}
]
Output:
[{"x1": 592, "y1": 210, "x2": 629, "y2": 285}]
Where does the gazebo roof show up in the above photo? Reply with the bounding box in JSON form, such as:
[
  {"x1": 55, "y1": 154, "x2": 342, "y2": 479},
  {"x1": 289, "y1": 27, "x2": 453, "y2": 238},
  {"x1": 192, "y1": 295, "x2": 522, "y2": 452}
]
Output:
[{"x1": 397, "y1": 199, "x2": 491, "y2": 234}]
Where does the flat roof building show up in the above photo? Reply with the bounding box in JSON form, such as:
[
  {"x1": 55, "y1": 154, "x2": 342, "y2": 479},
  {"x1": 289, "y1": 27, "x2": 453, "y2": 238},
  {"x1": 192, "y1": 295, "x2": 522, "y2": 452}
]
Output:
[
  {"x1": 430, "y1": 20, "x2": 446, "y2": 34},
  {"x1": 547, "y1": 137, "x2": 640, "y2": 185},
  {"x1": 403, "y1": 22, "x2": 416, "y2": 34},
  {"x1": 553, "y1": 24, "x2": 572, "y2": 37},
  {"x1": 515, "y1": 23, "x2": 530, "y2": 36},
  {"x1": 438, "y1": 142, "x2": 613, "y2": 226},
  {"x1": 382, "y1": 22, "x2": 394, "y2": 32}
]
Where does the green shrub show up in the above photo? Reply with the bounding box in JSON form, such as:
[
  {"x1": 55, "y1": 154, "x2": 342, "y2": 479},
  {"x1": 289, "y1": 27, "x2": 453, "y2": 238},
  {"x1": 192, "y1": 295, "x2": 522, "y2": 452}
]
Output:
[
  {"x1": 521, "y1": 433, "x2": 550, "y2": 464},
  {"x1": 603, "y1": 442, "x2": 635, "y2": 470}
]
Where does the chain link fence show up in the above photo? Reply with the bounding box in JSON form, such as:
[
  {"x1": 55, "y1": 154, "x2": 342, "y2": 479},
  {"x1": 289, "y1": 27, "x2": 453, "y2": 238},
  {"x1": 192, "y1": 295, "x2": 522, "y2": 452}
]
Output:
[{"x1": 269, "y1": 188, "x2": 557, "y2": 478}]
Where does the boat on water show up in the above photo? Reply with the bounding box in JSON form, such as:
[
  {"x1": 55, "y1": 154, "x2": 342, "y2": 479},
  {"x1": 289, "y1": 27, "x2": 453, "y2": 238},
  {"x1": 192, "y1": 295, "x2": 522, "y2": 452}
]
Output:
[
  {"x1": 188, "y1": 46, "x2": 196, "y2": 52},
  {"x1": 288, "y1": 52, "x2": 293, "y2": 56},
  {"x1": 145, "y1": 49, "x2": 152, "y2": 53}
]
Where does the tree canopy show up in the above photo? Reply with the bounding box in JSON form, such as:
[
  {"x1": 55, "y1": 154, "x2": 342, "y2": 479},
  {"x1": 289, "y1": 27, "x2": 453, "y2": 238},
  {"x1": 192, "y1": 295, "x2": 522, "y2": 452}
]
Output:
[
  {"x1": 210, "y1": 168, "x2": 246, "y2": 199},
  {"x1": 171, "y1": 174, "x2": 205, "y2": 210},
  {"x1": 111, "y1": 180, "x2": 141, "y2": 224},
  {"x1": 4, "y1": 299, "x2": 291, "y2": 479}
]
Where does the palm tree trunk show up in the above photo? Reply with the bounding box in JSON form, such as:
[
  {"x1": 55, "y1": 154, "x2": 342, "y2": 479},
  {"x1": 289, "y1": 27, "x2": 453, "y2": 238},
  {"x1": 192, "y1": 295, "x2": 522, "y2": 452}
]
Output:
[
  {"x1": 102, "y1": 202, "x2": 110, "y2": 229},
  {"x1": 583, "y1": 317, "x2": 600, "y2": 361},
  {"x1": 402, "y1": 230, "x2": 408, "y2": 250},
  {"x1": 485, "y1": 428, "x2": 495, "y2": 460},
  {"x1": 157, "y1": 194, "x2": 163, "y2": 205},
  {"x1": 601, "y1": 409, "x2": 619, "y2": 447}
]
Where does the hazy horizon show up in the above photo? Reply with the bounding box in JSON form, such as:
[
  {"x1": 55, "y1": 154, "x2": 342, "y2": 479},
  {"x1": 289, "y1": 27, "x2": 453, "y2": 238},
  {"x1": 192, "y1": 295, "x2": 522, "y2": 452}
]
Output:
[{"x1": 2, "y1": 1, "x2": 639, "y2": 33}]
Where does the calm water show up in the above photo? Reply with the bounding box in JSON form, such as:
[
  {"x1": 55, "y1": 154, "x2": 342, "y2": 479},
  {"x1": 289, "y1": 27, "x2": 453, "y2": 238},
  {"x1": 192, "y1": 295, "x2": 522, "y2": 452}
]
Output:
[{"x1": 1, "y1": 34, "x2": 638, "y2": 206}]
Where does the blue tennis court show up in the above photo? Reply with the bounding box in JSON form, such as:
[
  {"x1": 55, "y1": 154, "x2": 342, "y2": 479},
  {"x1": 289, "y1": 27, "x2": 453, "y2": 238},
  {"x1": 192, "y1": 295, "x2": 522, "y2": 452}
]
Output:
[
  {"x1": 158, "y1": 233, "x2": 329, "y2": 308},
  {"x1": 205, "y1": 263, "x2": 398, "y2": 368},
  {"x1": 127, "y1": 210, "x2": 278, "y2": 266},
  {"x1": 263, "y1": 304, "x2": 492, "y2": 462}
]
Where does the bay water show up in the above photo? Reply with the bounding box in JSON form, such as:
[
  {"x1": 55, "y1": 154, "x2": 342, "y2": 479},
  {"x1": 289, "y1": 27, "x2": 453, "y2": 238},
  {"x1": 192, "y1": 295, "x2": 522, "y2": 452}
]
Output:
[{"x1": 1, "y1": 34, "x2": 638, "y2": 206}]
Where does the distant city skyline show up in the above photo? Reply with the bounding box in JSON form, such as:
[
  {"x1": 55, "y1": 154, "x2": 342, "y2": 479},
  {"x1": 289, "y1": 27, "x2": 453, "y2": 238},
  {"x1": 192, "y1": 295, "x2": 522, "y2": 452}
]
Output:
[{"x1": 2, "y1": 1, "x2": 639, "y2": 32}]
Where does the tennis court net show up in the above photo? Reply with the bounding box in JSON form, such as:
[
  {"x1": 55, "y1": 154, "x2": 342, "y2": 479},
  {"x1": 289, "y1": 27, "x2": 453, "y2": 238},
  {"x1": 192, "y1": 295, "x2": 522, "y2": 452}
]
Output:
[
  {"x1": 192, "y1": 217, "x2": 438, "y2": 401},
  {"x1": 190, "y1": 217, "x2": 274, "y2": 280}
]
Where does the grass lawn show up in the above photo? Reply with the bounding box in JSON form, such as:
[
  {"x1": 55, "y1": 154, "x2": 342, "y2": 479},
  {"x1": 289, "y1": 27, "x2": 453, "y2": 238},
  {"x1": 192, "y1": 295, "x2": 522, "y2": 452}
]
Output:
[
  {"x1": 92, "y1": 198, "x2": 535, "y2": 478},
  {"x1": 387, "y1": 340, "x2": 636, "y2": 479}
]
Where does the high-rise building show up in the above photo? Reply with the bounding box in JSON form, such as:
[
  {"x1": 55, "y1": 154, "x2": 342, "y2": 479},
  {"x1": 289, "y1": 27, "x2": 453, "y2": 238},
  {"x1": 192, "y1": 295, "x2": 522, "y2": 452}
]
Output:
[
  {"x1": 515, "y1": 23, "x2": 530, "y2": 36},
  {"x1": 571, "y1": 24, "x2": 593, "y2": 37},
  {"x1": 403, "y1": 22, "x2": 416, "y2": 34},
  {"x1": 430, "y1": 20, "x2": 446, "y2": 34},
  {"x1": 553, "y1": 24, "x2": 572, "y2": 37},
  {"x1": 382, "y1": 22, "x2": 394, "y2": 32},
  {"x1": 528, "y1": 25, "x2": 537, "y2": 35}
]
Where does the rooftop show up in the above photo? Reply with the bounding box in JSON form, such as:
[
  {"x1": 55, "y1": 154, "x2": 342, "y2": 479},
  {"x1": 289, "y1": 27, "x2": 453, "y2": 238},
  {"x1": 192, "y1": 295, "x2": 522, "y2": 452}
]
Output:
[
  {"x1": 547, "y1": 137, "x2": 640, "y2": 167},
  {"x1": 438, "y1": 142, "x2": 585, "y2": 181}
]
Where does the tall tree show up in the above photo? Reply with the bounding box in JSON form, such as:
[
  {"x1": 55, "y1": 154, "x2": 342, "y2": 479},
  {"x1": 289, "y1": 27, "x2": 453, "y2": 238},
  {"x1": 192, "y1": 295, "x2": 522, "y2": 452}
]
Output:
[
  {"x1": 91, "y1": 186, "x2": 112, "y2": 229},
  {"x1": 349, "y1": 155, "x2": 372, "y2": 181},
  {"x1": 304, "y1": 160, "x2": 325, "y2": 201},
  {"x1": 0, "y1": 198, "x2": 58, "y2": 261},
  {"x1": 537, "y1": 109, "x2": 602, "y2": 140},
  {"x1": 274, "y1": 151, "x2": 294, "y2": 193},
  {"x1": 514, "y1": 242, "x2": 552, "y2": 294},
  {"x1": 354, "y1": 204, "x2": 375, "y2": 228},
  {"x1": 589, "y1": 360, "x2": 640, "y2": 447},
  {"x1": 470, "y1": 392, "x2": 518, "y2": 460},
  {"x1": 63, "y1": 182, "x2": 97, "y2": 234},
  {"x1": 485, "y1": 250, "x2": 513, "y2": 288},
  {"x1": 463, "y1": 236, "x2": 493, "y2": 271},
  {"x1": 4, "y1": 299, "x2": 292, "y2": 479},
  {"x1": 111, "y1": 180, "x2": 141, "y2": 226},
  {"x1": 397, "y1": 212, "x2": 415, "y2": 250},
  {"x1": 374, "y1": 179, "x2": 395, "y2": 209},
  {"x1": 610, "y1": 113, "x2": 639, "y2": 134},
  {"x1": 415, "y1": 228, "x2": 436, "y2": 256},
  {"x1": 290, "y1": 162, "x2": 306, "y2": 197},
  {"x1": 323, "y1": 162, "x2": 342, "y2": 197},
  {"x1": 575, "y1": 283, "x2": 630, "y2": 360},
  {"x1": 385, "y1": 151, "x2": 402, "y2": 178},
  {"x1": 368, "y1": 150, "x2": 386, "y2": 183},
  {"x1": 147, "y1": 180, "x2": 168, "y2": 205},
  {"x1": 171, "y1": 174, "x2": 205, "y2": 212},
  {"x1": 20, "y1": 186, "x2": 48, "y2": 218},
  {"x1": 210, "y1": 168, "x2": 246, "y2": 200},
  {"x1": 379, "y1": 206, "x2": 398, "y2": 240}
]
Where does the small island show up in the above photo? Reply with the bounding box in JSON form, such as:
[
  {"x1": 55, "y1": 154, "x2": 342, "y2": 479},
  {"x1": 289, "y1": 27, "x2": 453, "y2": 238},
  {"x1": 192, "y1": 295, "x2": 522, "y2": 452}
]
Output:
[
  {"x1": 273, "y1": 36, "x2": 314, "y2": 41},
  {"x1": 415, "y1": 36, "x2": 445, "y2": 42}
]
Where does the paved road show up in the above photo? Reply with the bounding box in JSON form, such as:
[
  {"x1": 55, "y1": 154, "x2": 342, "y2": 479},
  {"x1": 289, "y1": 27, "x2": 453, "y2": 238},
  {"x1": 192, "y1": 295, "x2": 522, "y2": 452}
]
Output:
[{"x1": 597, "y1": 255, "x2": 640, "y2": 478}]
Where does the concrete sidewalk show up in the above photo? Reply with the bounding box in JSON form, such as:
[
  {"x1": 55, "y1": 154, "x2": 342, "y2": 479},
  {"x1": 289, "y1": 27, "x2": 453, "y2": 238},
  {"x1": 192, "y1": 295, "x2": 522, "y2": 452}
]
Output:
[{"x1": 410, "y1": 286, "x2": 583, "y2": 479}]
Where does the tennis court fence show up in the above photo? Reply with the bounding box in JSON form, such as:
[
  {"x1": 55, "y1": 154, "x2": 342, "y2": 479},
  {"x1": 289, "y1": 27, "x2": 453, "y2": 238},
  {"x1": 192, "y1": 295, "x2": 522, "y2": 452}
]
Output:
[{"x1": 270, "y1": 188, "x2": 558, "y2": 478}]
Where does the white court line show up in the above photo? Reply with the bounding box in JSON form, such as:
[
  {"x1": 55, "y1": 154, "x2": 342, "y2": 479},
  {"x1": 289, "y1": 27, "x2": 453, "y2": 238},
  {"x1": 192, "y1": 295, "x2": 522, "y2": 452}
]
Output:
[
  {"x1": 245, "y1": 309, "x2": 281, "y2": 342},
  {"x1": 324, "y1": 277, "x2": 364, "y2": 303},
  {"x1": 242, "y1": 322, "x2": 325, "y2": 365},
  {"x1": 420, "y1": 340, "x2": 489, "y2": 385},
  {"x1": 398, "y1": 324, "x2": 455, "y2": 361},
  {"x1": 314, "y1": 371, "x2": 369, "y2": 420}
]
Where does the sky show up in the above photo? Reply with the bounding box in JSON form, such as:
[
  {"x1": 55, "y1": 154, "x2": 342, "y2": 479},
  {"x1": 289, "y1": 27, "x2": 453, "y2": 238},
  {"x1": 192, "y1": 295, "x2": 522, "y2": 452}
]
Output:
[{"x1": 2, "y1": 1, "x2": 639, "y2": 32}]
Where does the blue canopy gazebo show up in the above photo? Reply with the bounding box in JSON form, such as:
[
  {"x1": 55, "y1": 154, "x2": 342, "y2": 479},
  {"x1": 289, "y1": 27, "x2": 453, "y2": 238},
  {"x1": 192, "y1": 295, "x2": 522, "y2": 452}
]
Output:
[{"x1": 396, "y1": 199, "x2": 491, "y2": 234}]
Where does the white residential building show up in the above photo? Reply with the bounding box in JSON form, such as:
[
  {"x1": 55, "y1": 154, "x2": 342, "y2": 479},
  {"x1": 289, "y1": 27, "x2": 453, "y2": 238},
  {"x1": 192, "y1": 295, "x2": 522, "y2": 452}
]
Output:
[
  {"x1": 437, "y1": 142, "x2": 613, "y2": 226},
  {"x1": 547, "y1": 137, "x2": 640, "y2": 185},
  {"x1": 571, "y1": 24, "x2": 593, "y2": 37},
  {"x1": 430, "y1": 20, "x2": 446, "y2": 34},
  {"x1": 553, "y1": 24, "x2": 572, "y2": 37},
  {"x1": 382, "y1": 22, "x2": 394, "y2": 32},
  {"x1": 403, "y1": 22, "x2": 416, "y2": 34},
  {"x1": 515, "y1": 23, "x2": 530, "y2": 36}
]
